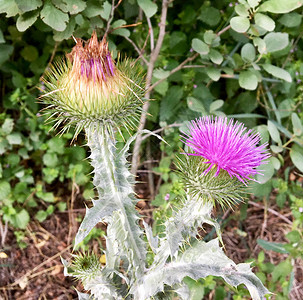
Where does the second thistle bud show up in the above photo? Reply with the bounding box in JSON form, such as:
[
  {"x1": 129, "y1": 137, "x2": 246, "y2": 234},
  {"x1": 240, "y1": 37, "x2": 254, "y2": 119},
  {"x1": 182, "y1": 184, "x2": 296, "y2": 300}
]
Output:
[{"x1": 41, "y1": 32, "x2": 145, "y2": 133}]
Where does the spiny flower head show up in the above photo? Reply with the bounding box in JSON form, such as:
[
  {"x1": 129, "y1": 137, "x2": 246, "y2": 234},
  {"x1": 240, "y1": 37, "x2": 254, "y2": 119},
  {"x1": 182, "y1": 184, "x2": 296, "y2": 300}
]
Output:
[
  {"x1": 41, "y1": 32, "x2": 145, "y2": 136},
  {"x1": 182, "y1": 116, "x2": 270, "y2": 183}
]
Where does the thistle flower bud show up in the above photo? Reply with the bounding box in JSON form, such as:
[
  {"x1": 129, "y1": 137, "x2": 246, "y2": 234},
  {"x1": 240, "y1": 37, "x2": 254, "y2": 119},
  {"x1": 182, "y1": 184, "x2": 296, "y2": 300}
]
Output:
[{"x1": 41, "y1": 32, "x2": 145, "y2": 135}]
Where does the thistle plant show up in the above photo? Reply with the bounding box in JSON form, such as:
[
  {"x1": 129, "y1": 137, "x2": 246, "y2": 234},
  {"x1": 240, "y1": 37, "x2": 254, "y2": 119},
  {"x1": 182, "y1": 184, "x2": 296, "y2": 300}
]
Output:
[{"x1": 41, "y1": 33, "x2": 270, "y2": 300}]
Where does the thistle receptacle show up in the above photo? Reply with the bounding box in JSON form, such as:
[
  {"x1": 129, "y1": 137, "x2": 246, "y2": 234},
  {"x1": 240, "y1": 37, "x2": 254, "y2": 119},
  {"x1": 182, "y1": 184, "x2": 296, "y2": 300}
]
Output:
[{"x1": 41, "y1": 32, "x2": 145, "y2": 136}]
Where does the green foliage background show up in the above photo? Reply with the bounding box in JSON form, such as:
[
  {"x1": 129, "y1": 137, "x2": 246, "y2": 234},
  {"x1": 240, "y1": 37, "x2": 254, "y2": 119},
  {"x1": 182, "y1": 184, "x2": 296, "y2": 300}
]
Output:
[{"x1": 0, "y1": 0, "x2": 303, "y2": 299}]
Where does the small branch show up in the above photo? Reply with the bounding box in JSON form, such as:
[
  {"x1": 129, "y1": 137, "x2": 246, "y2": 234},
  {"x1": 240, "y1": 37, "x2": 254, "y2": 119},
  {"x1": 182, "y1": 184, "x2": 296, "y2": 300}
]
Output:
[
  {"x1": 147, "y1": 17, "x2": 154, "y2": 51},
  {"x1": 147, "y1": 53, "x2": 199, "y2": 92},
  {"x1": 104, "y1": 0, "x2": 120, "y2": 37},
  {"x1": 141, "y1": 122, "x2": 182, "y2": 141},
  {"x1": 216, "y1": 24, "x2": 231, "y2": 37},
  {"x1": 248, "y1": 200, "x2": 292, "y2": 225},
  {"x1": 131, "y1": 0, "x2": 169, "y2": 175},
  {"x1": 124, "y1": 36, "x2": 149, "y2": 65}
]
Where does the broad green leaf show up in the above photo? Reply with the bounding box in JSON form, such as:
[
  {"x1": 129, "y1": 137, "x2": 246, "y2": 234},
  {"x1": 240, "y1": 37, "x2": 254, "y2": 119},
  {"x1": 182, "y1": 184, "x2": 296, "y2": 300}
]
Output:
[
  {"x1": 160, "y1": 86, "x2": 183, "y2": 122},
  {"x1": 257, "y1": 239, "x2": 289, "y2": 254},
  {"x1": 272, "y1": 261, "x2": 292, "y2": 282},
  {"x1": 153, "y1": 68, "x2": 170, "y2": 80},
  {"x1": 0, "y1": 181, "x2": 11, "y2": 201},
  {"x1": 43, "y1": 152, "x2": 58, "y2": 167},
  {"x1": 191, "y1": 38, "x2": 209, "y2": 55},
  {"x1": 267, "y1": 120, "x2": 282, "y2": 144},
  {"x1": 16, "y1": 10, "x2": 39, "y2": 32},
  {"x1": 247, "y1": 0, "x2": 260, "y2": 8},
  {"x1": 290, "y1": 144, "x2": 303, "y2": 172},
  {"x1": 254, "y1": 13, "x2": 275, "y2": 31},
  {"x1": 253, "y1": 37, "x2": 266, "y2": 54},
  {"x1": 0, "y1": 44, "x2": 14, "y2": 65},
  {"x1": 278, "y1": 12, "x2": 302, "y2": 28},
  {"x1": 241, "y1": 43, "x2": 256, "y2": 62},
  {"x1": 278, "y1": 99, "x2": 293, "y2": 118},
  {"x1": 259, "y1": 0, "x2": 303, "y2": 14},
  {"x1": 239, "y1": 70, "x2": 258, "y2": 90},
  {"x1": 206, "y1": 68, "x2": 220, "y2": 81},
  {"x1": 286, "y1": 230, "x2": 301, "y2": 243},
  {"x1": 15, "y1": 0, "x2": 42, "y2": 12},
  {"x1": 209, "y1": 49, "x2": 223, "y2": 65},
  {"x1": 40, "y1": 0, "x2": 69, "y2": 31},
  {"x1": 53, "y1": 18, "x2": 76, "y2": 41},
  {"x1": 230, "y1": 16, "x2": 250, "y2": 33},
  {"x1": 291, "y1": 113, "x2": 303, "y2": 136},
  {"x1": 1, "y1": 119, "x2": 14, "y2": 135},
  {"x1": 264, "y1": 32, "x2": 289, "y2": 53},
  {"x1": 0, "y1": 0, "x2": 20, "y2": 17},
  {"x1": 137, "y1": 0, "x2": 157, "y2": 18},
  {"x1": 235, "y1": 4, "x2": 249, "y2": 17},
  {"x1": 15, "y1": 209, "x2": 30, "y2": 229},
  {"x1": 210, "y1": 100, "x2": 224, "y2": 112},
  {"x1": 20, "y1": 45, "x2": 38, "y2": 62},
  {"x1": 255, "y1": 160, "x2": 275, "y2": 183},
  {"x1": 7, "y1": 133, "x2": 22, "y2": 145},
  {"x1": 82, "y1": 0, "x2": 104, "y2": 18},
  {"x1": 203, "y1": 30, "x2": 217, "y2": 45},
  {"x1": 63, "y1": 0, "x2": 86, "y2": 14},
  {"x1": 100, "y1": 1, "x2": 111, "y2": 20},
  {"x1": 199, "y1": 7, "x2": 220, "y2": 27},
  {"x1": 187, "y1": 97, "x2": 207, "y2": 114},
  {"x1": 270, "y1": 157, "x2": 281, "y2": 170},
  {"x1": 262, "y1": 64, "x2": 292, "y2": 83}
]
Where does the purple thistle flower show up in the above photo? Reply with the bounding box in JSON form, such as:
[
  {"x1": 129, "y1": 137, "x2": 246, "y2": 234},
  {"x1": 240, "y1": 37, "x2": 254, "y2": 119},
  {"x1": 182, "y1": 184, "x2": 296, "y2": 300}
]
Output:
[{"x1": 182, "y1": 116, "x2": 270, "y2": 183}]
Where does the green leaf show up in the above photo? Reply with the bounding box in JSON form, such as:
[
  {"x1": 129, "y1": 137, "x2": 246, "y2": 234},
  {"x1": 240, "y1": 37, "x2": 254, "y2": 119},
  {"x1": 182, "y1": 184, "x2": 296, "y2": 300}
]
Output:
[
  {"x1": 239, "y1": 70, "x2": 258, "y2": 90},
  {"x1": 112, "y1": 20, "x2": 130, "y2": 37},
  {"x1": 15, "y1": 209, "x2": 30, "y2": 229},
  {"x1": 253, "y1": 37, "x2": 266, "y2": 54},
  {"x1": 0, "y1": 0, "x2": 20, "y2": 17},
  {"x1": 137, "y1": 0, "x2": 157, "y2": 18},
  {"x1": 254, "y1": 13, "x2": 275, "y2": 31},
  {"x1": 247, "y1": 0, "x2": 261, "y2": 8},
  {"x1": 278, "y1": 12, "x2": 302, "y2": 28},
  {"x1": 209, "y1": 49, "x2": 223, "y2": 65},
  {"x1": 62, "y1": 0, "x2": 86, "y2": 14},
  {"x1": 255, "y1": 161, "x2": 275, "y2": 183},
  {"x1": 53, "y1": 18, "x2": 76, "y2": 41},
  {"x1": 206, "y1": 68, "x2": 220, "y2": 81},
  {"x1": 160, "y1": 86, "x2": 183, "y2": 122},
  {"x1": 241, "y1": 43, "x2": 256, "y2": 62},
  {"x1": 1, "y1": 119, "x2": 14, "y2": 134},
  {"x1": 199, "y1": 7, "x2": 221, "y2": 27},
  {"x1": 0, "y1": 29, "x2": 4, "y2": 43},
  {"x1": 264, "y1": 32, "x2": 289, "y2": 53},
  {"x1": 0, "y1": 44, "x2": 14, "y2": 65},
  {"x1": 286, "y1": 230, "x2": 301, "y2": 243},
  {"x1": 290, "y1": 144, "x2": 303, "y2": 172},
  {"x1": 16, "y1": 10, "x2": 39, "y2": 32},
  {"x1": 191, "y1": 38, "x2": 209, "y2": 55},
  {"x1": 291, "y1": 113, "x2": 303, "y2": 136},
  {"x1": 272, "y1": 260, "x2": 292, "y2": 282},
  {"x1": 0, "y1": 181, "x2": 11, "y2": 200},
  {"x1": 82, "y1": 0, "x2": 104, "y2": 18},
  {"x1": 262, "y1": 64, "x2": 292, "y2": 83},
  {"x1": 203, "y1": 30, "x2": 217, "y2": 45},
  {"x1": 20, "y1": 45, "x2": 39, "y2": 62},
  {"x1": 210, "y1": 100, "x2": 224, "y2": 112},
  {"x1": 40, "y1": 0, "x2": 69, "y2": 31},
  {"x1": 15, "y1": 0, "x2": 42, "y2": 12},
  {"x1": 235, "y1": 4, "x2": 249, "y2": 17},
  {"x1": 267, "y1": 120, "x2": 282, "y2": 144},
  {"x1": 257, "y1": 239, "x2": 289, "y2": 254},
  {"x1": 187, "y1": 97, "x2": 207, "y2": 114},
  {"x1": 259, "y1": 0, "x2": 303, "y2": 14},
  {"x1": 7, "y1": 133, "x2": 22, "y2": 145},
  {"x1": 43, "y1": 152, "x2": 58, "y2": 167},
  {"x1": 100, "y1": 1, "x2": 111, "y2": 20},
  {"x1": 35, "y1": 210, "x2": 48, "y2": 222},
  {"x1": 230, "y1": 16, "x2": 250, "y2": 33}
]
